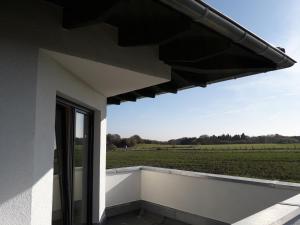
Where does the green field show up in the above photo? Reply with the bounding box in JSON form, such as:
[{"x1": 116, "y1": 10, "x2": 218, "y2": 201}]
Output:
[{"x1": 107, "y1": 144, "x2": 300, "y2": 183}]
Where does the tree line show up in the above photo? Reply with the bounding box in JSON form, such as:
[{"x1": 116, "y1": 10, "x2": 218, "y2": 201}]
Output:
[
  {"x1": 107, "y1": 133, "x2": 300, "y2": 149},
  {"x1": 107, "y1": 134, "x2": 164, "y2": 149}
]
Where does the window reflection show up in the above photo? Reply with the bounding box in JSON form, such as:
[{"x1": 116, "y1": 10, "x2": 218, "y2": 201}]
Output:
[
  {"x1": 73, "y1": 112, "x2": 89, "y2": 225},
  {"x1": 52, "y1": 103, "x2": 92, "y2": 225}
]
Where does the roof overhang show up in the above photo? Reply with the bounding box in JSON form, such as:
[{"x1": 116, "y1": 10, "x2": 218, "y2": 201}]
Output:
[{"x1": 47, "y1": 0, "x2": 296, "y2": 105}]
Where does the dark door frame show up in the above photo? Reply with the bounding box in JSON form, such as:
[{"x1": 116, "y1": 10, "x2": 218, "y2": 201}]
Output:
[{"x1": 55, "y1": 96, "x2": 94, "y2": 225}]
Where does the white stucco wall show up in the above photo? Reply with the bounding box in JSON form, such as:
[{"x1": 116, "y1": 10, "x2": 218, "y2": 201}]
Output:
[
  {"x1": 0, "y1": 41, "x2": 38, "y2": 225},
  {"x1": 105, "y1": 167, "x2": 300, "y2": 224},
  {"x1": 30, "y1": 52, "x2": 107, "y2": 225},
  {"x1": 0, "y1": 46, "x2": 107, "y2": 225},
  {"x1": 44, "y1": 50, "x2": 169, "y2": 97}
]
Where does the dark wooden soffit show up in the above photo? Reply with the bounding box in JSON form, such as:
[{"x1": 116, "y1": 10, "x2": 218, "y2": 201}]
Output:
[
  {"x1": 47, "y1": 0, "x2": 283, "y2": 105},
  {"x1": 107, "y1": 67, "x2": 274, "y2": 105}
]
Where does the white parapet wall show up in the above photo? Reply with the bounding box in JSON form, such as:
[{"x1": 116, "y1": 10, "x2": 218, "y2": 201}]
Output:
[
  {"x1": 54, "y1": 166, "x2": 300, "y2": 224},
  {"x1": 106, "y1": 167, "x2": 141, "y2": 208},
  {"x1": 106, "y1": 166, "x2": 300, "y2": 225},
  {"x1": 232, "y1": 195, "x2": 300, "y2": 225}
]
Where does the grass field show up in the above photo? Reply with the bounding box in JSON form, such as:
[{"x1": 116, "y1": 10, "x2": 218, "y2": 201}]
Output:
[{"x1": 107, "y1": 144, "x2": 300, "y2": 183}]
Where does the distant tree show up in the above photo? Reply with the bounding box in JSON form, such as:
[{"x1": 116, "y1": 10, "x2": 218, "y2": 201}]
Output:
[
  {"x1": 107, "y1": 134, "x2": 122, "y2": 148},
  {"x1": 129, "y1": 135, "x2": 143, "y2": 145},
  {"x1": 241, "y1": 133, "x2": 246, "y2": 140},
  {"x1": 107, "y1": 133, "x2": 300, "y2": 150}
]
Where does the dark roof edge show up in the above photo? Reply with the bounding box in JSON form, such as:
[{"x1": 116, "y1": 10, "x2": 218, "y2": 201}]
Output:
[{"x1": 159, "y1": 0, "x2": 297, "y2": 69}]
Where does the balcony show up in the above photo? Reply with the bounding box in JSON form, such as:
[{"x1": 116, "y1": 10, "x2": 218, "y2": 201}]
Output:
[
  {"x1": 105, "y1": 166, "x2": 300, "y2": 225},
  {"x1": 52, "y1": 166, "x2": 300, "y2": 224}
]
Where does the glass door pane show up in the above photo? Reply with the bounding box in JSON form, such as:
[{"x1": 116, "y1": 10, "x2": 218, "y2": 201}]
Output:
[
  {"x1": 52, "y1": 105, "x2": 64, "y2": 225},
  {"x1": 73, "y1": 111, "x2": 90, "y2": 225},
  {"x1": 52, "y1": 99, "x2": 93, "y2": 225},
  {"x1": 53, "y1": 104, "x2": 72, "y2": 225}
]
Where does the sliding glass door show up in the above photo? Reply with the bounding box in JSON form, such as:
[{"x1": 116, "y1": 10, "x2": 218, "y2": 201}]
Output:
[
  {"x1": 73, "y1": 110, "x2": 93, "y2": 225},
  {"x1": 52, "y1": 98, "x2": 93, "y2": 225}
]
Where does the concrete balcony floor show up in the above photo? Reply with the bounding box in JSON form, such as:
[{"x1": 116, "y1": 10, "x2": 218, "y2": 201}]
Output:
[{"x1": 105, "y1": 210, "x2": 190, "y2": 225}]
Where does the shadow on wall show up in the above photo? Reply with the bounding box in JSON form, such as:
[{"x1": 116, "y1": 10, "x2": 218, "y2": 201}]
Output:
[
  {"x1": 0, "y1": 39, "x2": 46, "y2": 225},
  {"x1": 106, "y1": 171, "x2": 141, "y2": 208}
]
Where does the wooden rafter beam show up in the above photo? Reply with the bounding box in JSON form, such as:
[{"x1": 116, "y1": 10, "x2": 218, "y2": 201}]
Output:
[
  {"x1": 61, "y1": 0, "x2": 122, "y2": 29},
  {"x1": 135, "y1": 90, "x2": 156, "y2": 98},
  {"x1": 160, "y1": 39, "x2": 231, "y2": 64},
  {"x1": 114, "y1": 0, "x2": 191, "y2": 46},
  {"x1": 107, "y1": 97, "x2": 121, "y2": 105},
  {"x1": 154, "y1": 83, "x2": 178, "y2": 94},
  {"x1": 172, "y1": 70, "x2": 207, "y2": 88},
  {"x1": 118, "y1": 93, "x2": 137, "y2": 102}
]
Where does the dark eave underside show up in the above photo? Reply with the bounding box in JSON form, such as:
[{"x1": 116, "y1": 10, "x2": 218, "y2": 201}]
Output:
[{"x1": 47, "y1": 0, "x2": 296, "y2": 105}]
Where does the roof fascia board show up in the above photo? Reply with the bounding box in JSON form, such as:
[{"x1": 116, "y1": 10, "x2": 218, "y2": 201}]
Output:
[{"x1": 159, "y1": 0, "x2": 296, "y2": 69}]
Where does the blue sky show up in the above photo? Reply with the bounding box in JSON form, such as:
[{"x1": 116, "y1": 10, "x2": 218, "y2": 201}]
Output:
[{"x1": 108, "y1": 0, "x2": 300, "y2": 141}]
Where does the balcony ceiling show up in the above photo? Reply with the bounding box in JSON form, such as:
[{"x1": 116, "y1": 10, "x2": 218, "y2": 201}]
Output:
[{"x1": 47, "y1": 0, "x2": 296, "y2": 104}]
